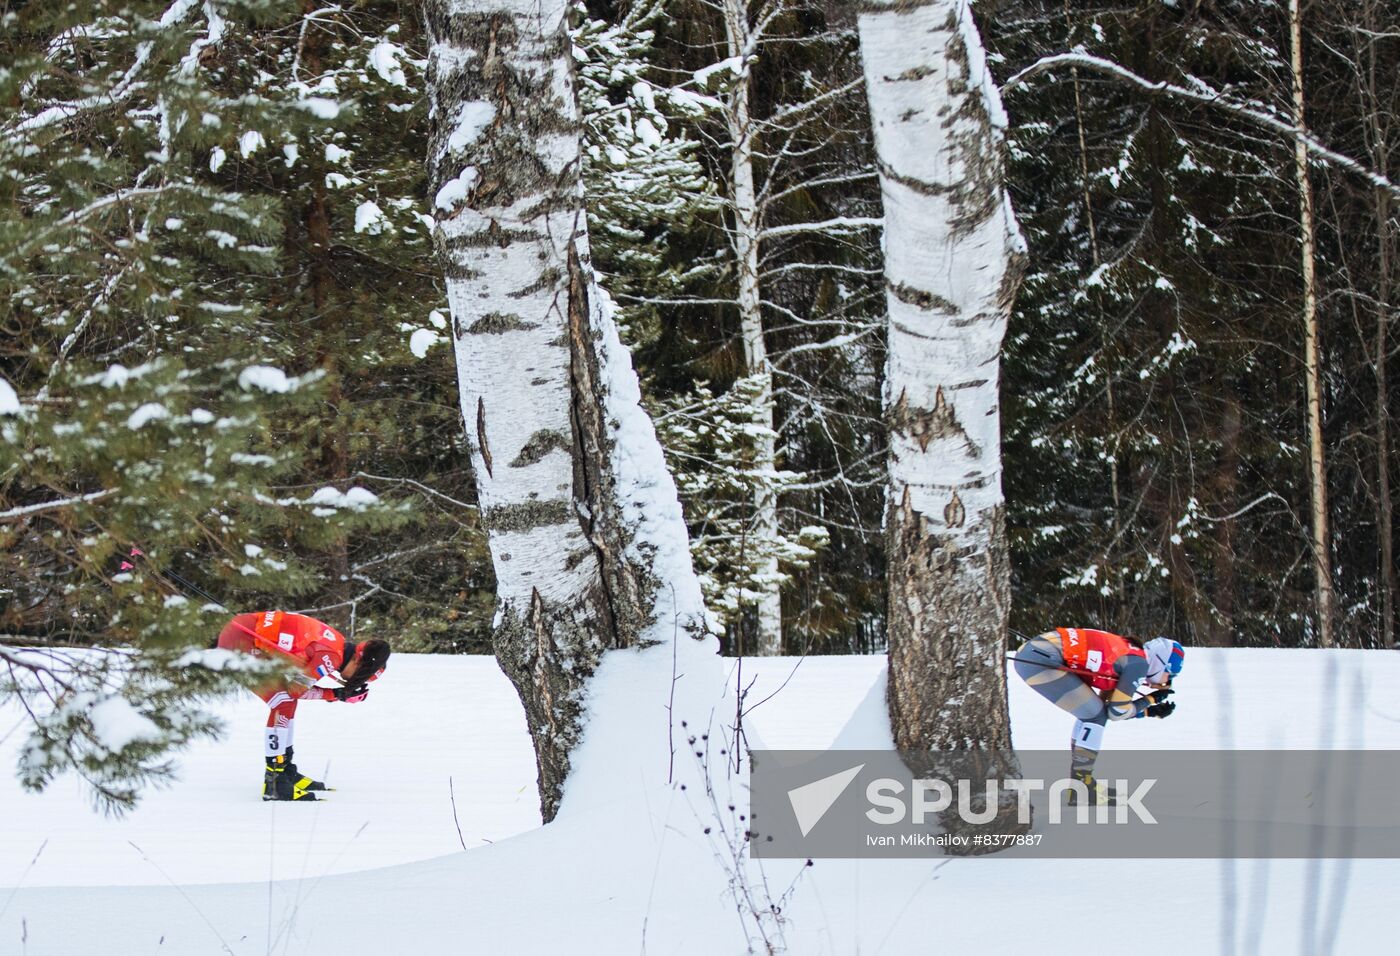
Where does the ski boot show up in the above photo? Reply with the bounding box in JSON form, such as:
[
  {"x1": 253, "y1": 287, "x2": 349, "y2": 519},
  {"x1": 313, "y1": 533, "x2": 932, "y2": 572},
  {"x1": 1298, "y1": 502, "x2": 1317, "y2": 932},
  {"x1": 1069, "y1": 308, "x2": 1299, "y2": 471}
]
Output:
[
  {"x1": 263, "y1": 747, "x2": 327, "y2": 802},
  {"x1": 1066, "y1": 768, "x2": 1118, "y2": 807}
]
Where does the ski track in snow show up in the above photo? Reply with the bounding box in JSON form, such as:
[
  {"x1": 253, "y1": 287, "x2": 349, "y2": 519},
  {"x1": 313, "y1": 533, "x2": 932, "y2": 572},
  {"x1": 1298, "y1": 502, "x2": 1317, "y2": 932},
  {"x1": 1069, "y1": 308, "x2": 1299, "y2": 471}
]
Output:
[{"x1": 1, "y1": 649, "x2": 1397, "y2": 953}]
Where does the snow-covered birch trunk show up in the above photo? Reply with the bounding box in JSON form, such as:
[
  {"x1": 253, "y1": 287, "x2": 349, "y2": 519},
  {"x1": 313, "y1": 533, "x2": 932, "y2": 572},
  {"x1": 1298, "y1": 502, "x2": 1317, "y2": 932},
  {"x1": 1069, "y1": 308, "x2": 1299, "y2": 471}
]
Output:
[
  {"x1": 425, "y1": 0, "x2": 719, "y2": 821},
  {"x1": 857, "y1": 0, "x2": 1025, "y2": 754},
  {"x1": 723, "y1": 0, "x2": 783, "y2": 655}
]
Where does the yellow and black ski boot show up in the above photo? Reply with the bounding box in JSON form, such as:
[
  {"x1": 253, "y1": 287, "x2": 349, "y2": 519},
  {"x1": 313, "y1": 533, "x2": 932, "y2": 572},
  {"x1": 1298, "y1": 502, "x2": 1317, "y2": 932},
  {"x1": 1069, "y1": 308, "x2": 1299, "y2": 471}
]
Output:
[
  {"x1": 1066, "y1": 768, "x2": 1118, "y2": 807},
  {"x1": 263, "y1": 748, "x2": 326, "y2": 801}
]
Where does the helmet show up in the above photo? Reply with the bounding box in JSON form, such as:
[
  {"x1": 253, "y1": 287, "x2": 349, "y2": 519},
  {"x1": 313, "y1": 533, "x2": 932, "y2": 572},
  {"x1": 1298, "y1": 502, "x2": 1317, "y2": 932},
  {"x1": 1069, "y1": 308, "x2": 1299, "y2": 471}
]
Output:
[{"x1": 1144, "y1": 637, "x2": 1184, "y2": 681}]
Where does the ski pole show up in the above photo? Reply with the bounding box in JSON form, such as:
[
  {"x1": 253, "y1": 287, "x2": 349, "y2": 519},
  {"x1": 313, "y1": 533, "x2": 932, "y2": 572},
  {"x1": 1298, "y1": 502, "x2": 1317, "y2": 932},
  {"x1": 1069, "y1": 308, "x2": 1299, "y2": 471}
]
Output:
[
  {"x1": 120, "y1": 545, "x2": 226, "y2": 610},
  {"x1": 1003, "y1": 654, "x2": 1108, "y2": 680}
]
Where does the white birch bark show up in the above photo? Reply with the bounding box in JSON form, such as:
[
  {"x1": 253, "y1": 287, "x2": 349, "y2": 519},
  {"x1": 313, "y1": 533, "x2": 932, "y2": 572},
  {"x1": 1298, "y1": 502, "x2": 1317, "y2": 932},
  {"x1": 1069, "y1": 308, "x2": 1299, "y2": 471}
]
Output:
[
  {"x1": 722, "y1": 0, "x2": 783, "y2": 654},
  {"x1": 857, "y1": 0, "x2": 1025, "y2": 753},
  {"x1": 426, "y1": 0, "x2": 719, "y2": 820},
  {"x1": 1289, "y1": 0, "x2": 1335, "y2": 649}
]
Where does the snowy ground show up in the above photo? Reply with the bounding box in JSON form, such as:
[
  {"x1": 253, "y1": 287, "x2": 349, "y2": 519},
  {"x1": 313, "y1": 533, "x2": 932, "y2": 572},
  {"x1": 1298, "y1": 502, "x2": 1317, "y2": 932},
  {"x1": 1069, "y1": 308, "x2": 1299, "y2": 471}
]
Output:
[{"x1": 2, "y1": 649, "x2": 1397, "y2": 953}]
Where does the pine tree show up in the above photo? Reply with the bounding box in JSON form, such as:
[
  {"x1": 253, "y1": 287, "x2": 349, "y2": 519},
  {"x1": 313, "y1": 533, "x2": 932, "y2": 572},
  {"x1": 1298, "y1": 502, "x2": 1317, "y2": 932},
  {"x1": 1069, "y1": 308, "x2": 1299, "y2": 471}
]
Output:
[{"x1": 0, "y1": 0, "x2": 399, "y2": 811}]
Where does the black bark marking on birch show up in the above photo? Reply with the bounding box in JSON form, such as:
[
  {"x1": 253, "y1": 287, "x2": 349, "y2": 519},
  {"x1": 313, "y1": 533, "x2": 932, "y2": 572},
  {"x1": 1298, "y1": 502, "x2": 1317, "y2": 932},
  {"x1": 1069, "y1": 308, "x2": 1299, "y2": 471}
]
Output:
[
  {"x1": 885, "y1": 65, "x2": 934, "y2": 83},
  {"x1": 890, "y1": 280, "x2": 959, "y2": 315},
  {"x1": 855, "y1": 0, "x2": 945, "y2": 14},
  {"x1": 943, "y1": 31, "x2": 1004, "y2": 240},
  {"x1": 510, "y1": 429, "x2": 571, "y2": 468},
  {"x1": 485, "y1": 499, "x2": 573, "y2": 531},
  {"x1": 439, "y1": 226, "x2": 536, "y2": 251},
  {"x1": 508, "y1": 267, "x2": 563, "y2": 300},
  {"x1": 476, "y1": 396, "x2": 493, "y2": 477},
  {"x1": 943, "y1": 488, "x2": 966, "y2": 528},
  {"x1": 467, "y1": 312, "x2": 534, "y2": 335},
  {"x1": 889, "y1": 386, "x2": 981, "y2": 456},
  {"x1": 441, "y1": 261, "x2": 485, "y2": 281},
  {"x1": 876, "y1": 159, "x2": 954, "y2": 198}
]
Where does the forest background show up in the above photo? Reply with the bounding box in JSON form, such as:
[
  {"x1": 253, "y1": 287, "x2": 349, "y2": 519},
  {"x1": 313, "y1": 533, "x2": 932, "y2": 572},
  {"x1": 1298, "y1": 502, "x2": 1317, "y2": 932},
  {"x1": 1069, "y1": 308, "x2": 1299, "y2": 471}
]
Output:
[{"x1": 4, "y1": 0, "x2": 1397, "y2": 665}]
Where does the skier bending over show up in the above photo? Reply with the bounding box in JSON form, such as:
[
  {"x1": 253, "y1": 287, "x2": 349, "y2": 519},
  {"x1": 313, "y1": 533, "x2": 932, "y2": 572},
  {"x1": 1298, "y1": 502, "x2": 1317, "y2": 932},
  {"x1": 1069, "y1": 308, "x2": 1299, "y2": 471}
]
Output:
[
  {"x1": 216, "y1": 610, "x2": 390, "y2": 802},
  {"x1": 1013, "y1": 628, "x2": 1183, "y2": 803}
]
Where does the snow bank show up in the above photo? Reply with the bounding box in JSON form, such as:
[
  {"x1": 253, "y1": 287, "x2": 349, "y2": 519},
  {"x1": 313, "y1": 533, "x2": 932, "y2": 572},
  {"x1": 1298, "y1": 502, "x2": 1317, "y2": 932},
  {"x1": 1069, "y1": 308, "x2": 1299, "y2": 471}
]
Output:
[{"x1": 4, "y1": 650, "x2": 1396, "y2": 954}]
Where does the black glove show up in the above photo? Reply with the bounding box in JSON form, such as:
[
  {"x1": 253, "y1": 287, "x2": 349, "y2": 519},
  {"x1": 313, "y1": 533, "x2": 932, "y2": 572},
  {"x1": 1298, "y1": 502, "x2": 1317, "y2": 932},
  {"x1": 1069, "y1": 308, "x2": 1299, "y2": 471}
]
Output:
[
  {"x1": 1144, "y1": 699, "x2": 1175, "y2": 718},
  {"x1": 333, "y1": 683, "x2": 369, "y2": 702},
  {"x1": 1146, "y1": 687, "x2": 1174, "y2": 705}
]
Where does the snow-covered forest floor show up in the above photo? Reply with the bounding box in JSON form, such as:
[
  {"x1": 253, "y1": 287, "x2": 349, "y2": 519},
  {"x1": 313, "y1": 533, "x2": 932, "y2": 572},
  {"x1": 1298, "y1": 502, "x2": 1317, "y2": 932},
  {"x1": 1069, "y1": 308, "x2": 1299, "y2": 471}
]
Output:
[{"x1": 2, "y1": 649, "x2": 1397, "y2": 954}]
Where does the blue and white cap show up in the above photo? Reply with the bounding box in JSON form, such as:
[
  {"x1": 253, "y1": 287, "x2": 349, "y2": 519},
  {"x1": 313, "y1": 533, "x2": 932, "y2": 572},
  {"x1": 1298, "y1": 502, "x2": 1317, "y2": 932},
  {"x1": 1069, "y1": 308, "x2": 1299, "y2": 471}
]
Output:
[{"x1": 1145, "y1": 637, "x2": 1184, "y2": 682}]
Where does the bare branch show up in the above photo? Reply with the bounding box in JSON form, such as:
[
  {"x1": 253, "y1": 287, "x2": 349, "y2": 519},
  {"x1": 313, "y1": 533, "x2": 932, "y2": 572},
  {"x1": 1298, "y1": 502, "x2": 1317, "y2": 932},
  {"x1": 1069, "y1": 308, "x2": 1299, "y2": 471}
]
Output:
[{"x1": 1002, "y1": 51, "x2": 1400, "y2": 200}]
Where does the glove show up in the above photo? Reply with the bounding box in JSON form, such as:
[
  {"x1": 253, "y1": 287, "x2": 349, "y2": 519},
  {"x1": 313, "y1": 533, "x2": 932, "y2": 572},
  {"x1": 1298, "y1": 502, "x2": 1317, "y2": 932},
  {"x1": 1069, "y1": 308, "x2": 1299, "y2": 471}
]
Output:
[
  {"x1": 1144, "y1": 699, "x2": 1175, "y2": 718},
  {"x1": 1145, "y1": 687, "x2": 1174, "y2": 705},
  {"x1": 333, "y1": 684, "x2": 369, "y2": 703}
]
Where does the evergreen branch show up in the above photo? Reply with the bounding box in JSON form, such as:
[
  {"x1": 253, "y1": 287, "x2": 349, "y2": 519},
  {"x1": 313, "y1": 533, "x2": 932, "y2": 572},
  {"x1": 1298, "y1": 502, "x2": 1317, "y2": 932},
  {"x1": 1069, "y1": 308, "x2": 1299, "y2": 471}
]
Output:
[
  {"x1": 0, "y1": 490, "x2": 114, "y2": 522},
  {"x1": 5, "y1": 0, "x2": 203, "y2": 144},
  {"x1": 15, "y1": 184, "x2": 219, "y2": 259},
  {"x1": 38, "y1": 266, "x2": 132, "y2": 400},
  {"x1": 1002, "y1": 51, "x2": 1400, "y2": 201}
]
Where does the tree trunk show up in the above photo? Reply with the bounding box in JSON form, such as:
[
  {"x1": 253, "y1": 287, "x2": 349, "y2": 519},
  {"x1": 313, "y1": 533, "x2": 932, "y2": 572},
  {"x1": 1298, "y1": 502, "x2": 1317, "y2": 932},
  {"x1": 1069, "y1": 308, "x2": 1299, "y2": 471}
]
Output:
[
  {"x1": 1290, "y1": 0, "x2": 1335, "y2": 648},
  {"x1": 426, "y1": 0, "x2": 716, "y2": 821},
  {"x1": 1213, "y1": 391, "x2": 1242, "y2": 646},
  {"x1": 1363, "y1": 0, "x2": 1396, "y2": 649},
  {"x1": 857, "y1": 0, "x2": 1025, "y2": 755},
  {"x1": 427, "y1": 0, "x2": 637, "y2": 820},
  {"x1": 722, "y1": 0, "x2": 783, "y2": 655},
  {"x1": 1376, "y1": 186, "x2": 1395, "y2": 649}
]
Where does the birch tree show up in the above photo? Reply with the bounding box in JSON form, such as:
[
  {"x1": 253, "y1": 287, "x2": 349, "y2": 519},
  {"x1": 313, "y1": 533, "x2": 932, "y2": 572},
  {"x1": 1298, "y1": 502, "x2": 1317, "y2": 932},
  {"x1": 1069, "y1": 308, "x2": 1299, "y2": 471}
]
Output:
[
  {"x1": 857, "y1": 0, "x2": 1024, "y2": 753},
  {"x1": 1289, "y1": 0, "x2": 1335, "y2": 648},
  {"x1": 720, "y1": 0, "x2": 785, "y2": 654},
  {"x1": 425, "y1": 0, "x2": 717, "y2": 820}
]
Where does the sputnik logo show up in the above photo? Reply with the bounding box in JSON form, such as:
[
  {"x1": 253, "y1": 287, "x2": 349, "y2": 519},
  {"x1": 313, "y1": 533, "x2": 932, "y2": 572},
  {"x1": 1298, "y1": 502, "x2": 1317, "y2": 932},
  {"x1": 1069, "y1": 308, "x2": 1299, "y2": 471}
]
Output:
[{"x1": 787, "y1": 764, "x2": 864, "y2": 837}]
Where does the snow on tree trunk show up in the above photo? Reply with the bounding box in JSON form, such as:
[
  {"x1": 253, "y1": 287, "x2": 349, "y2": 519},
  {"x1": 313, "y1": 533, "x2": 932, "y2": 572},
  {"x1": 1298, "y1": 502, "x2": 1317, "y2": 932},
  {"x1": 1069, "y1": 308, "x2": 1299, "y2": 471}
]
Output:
[
  {"x1": 857, "y1": 0, "x2": 1025, "y2": 755},
  {"x1": 426, "y1": 0, "x2": 719, "y2": 822},
  {"x1": 723, "y1": 0, "x2": 783, "y2": 655}
]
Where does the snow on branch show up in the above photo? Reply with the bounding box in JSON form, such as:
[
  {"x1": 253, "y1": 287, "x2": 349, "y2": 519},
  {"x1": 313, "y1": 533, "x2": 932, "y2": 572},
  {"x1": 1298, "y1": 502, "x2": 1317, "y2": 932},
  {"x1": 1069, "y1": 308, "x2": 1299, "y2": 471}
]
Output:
[
  {"x1": 4, "y1": 0, "x2": 204, "y2": 145},
  {"x1": 1003, "y1": 51, "x2": 1400, "y2": 201},
  {"x1": 758, "y1": 216, "x2": 883, "y2": 241},
  {"x1": 0, "y1": 490, "x2": 115, "y2": 522}
]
